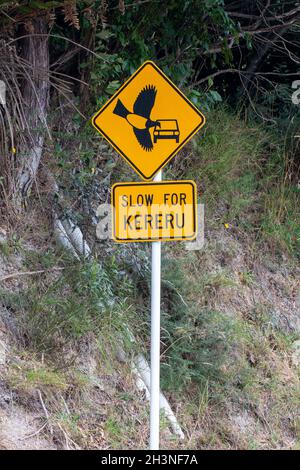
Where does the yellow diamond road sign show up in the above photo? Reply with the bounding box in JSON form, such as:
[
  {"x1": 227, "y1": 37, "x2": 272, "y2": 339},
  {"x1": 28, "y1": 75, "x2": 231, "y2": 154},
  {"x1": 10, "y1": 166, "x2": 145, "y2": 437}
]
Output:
[
  {"x1": 112, "y1": 180, "x2": 197, "y2": 242},
  {"x1": 92, "y1": 61, "x2": 205, "y2": 180}
]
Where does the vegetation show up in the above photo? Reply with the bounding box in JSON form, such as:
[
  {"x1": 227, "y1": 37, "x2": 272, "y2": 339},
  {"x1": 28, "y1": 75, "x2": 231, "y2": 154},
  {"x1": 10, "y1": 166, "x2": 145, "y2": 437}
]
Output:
[{"x1": 0, "y1": 0, "x2": 299, "y2": 450}]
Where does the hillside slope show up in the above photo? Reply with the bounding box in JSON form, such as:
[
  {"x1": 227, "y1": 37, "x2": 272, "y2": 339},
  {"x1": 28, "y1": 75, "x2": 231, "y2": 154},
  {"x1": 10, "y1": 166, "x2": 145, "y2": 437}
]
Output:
[
  {"x1": 0, "y1": 108, "x2": 299, "y2": 449},
  {"x1": 0, "y1": 220, "x2": 299, "y2": 449}
]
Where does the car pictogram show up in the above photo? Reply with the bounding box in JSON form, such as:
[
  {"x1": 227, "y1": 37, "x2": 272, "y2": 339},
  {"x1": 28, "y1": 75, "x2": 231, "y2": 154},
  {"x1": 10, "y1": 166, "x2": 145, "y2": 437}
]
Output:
[{"x1": 153, "y1": 119, "x2": 180, "y2": 144}]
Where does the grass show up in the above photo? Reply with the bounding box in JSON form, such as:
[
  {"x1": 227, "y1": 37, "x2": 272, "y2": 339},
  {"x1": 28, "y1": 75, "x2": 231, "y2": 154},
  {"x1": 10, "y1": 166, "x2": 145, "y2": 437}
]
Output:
[
  {"x1": 5, "y1": 357, "x2": 68, "y2": 393},
  {"x1": 1, "y1": 105, "x2": 299, "y2": 449},
  {"x1": 262, "y1": 182, "x2": 300, "y2": 255},
  {"x1": 170, "y1": 106, "x2": 300, "y2": 257},
  {"x1": 1, "y1": 255, "x2": 138, "y2": 362},
  {"x1": 145, "y1": 234, "x2": 299, "y2": 448},
  {"x1": 0, "y1": 234, "x2": 23, "y2": 257},
  {"x1": 104, "y1": 416, "x2": 123, "y2": 447},
  {"x1": 46, "y1": 106, "x2": 300, "y2": 448},
  {"x1": 188, "y1": 109, "x2": 265, "y2": 212}
]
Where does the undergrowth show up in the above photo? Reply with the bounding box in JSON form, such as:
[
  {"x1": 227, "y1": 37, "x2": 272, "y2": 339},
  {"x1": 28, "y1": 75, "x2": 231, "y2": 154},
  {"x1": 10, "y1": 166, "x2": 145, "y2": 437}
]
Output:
[
  {"x1": 0, "y1": 254, "x2": 137, "y2": 364},
  {"x1": 179, "y1": 107, "x2": 300, "y2": 257},
  {"x1": 1, "y1": 105, "x2": 299, "y2": 449},
  {"x1": 156, "y1": 251, "x2": 300, "y2": 448}
]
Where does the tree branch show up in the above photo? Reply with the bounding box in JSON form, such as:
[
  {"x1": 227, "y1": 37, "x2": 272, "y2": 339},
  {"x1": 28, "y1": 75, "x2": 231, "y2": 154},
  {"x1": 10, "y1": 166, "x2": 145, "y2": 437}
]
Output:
[
  {"x1": 0, "y1": 267, "x2": 64, "y2": 282},
  {"x1": 227, "y1": 5, "x2": 300, "y2": 22}
]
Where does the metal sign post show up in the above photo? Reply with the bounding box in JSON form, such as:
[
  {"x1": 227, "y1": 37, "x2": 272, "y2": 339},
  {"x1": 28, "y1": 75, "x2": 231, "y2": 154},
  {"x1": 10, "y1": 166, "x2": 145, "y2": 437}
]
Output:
[{"x1": 150, "y1": 170, "x2": 162, "y2": 450}]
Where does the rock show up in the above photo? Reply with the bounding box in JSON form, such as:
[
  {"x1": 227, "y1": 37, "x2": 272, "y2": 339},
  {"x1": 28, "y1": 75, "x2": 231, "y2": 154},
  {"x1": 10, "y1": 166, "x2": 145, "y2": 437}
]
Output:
[
  {"x1": 0, "y1": 227, "x2": 7, "y2": 243},
  {"x1": 0, "y1": 339, "x2": 7, "y2": 365},
  {"x1": 291, "y1": 340, "x2": 300, "y2": 367}
]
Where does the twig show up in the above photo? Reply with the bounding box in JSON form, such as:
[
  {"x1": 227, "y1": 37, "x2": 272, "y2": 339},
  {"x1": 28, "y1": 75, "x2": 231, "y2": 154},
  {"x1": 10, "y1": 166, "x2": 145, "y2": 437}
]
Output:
[
  {"x1": 20, "y1": 421, "x2": 48, "y2": 440},
  {"x1": 191, "y1": 68, "x2": 300, "y2": 88},
  {"x1": 4, "y1": 34, "x2": 110, "y2": 63},
  {"x1": 227, "y1": 5, "x2": 300, "y2": 22},
  {"x1": 37, "y1": 389, "x2": 53, "y2": 435},
  {"x1": 0, "y1": 267, "x2": 64, "y2": 282},
  {"x1": 60, "y1": 394, "x2": 71, "y2": 415},
  {"x1": 56, "y1": 422, "x2": 81, "y2": 450}
]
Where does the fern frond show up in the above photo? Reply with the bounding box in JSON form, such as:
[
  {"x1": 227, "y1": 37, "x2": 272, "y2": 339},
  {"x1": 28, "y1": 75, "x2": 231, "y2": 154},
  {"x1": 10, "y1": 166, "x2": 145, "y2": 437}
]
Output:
[{"x1": 63, "y1": 0, "x2": 79, "y2": 30}]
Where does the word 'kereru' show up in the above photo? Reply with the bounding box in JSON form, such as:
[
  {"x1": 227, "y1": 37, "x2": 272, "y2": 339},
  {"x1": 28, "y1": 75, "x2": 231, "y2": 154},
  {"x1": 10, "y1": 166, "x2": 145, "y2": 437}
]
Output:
[{"x1": 113, "y1": 85, "x2": 160, "y2": 151}]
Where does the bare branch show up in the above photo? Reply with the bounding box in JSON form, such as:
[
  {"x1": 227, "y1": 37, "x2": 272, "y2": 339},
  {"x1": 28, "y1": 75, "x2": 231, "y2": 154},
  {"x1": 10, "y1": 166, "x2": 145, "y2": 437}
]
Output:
[
  {"x1": 0, "y1": 267, "x2": 64, "y2": 282},
  {"x1": 227, "y1": 5, "x2": 300, "y2": 22}
]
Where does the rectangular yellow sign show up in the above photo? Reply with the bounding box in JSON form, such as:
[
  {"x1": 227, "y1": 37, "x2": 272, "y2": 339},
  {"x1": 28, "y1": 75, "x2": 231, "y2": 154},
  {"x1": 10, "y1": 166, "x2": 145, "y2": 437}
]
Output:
[{"x1": 112, "y1": 181, "x2": 197, "y2": 242}]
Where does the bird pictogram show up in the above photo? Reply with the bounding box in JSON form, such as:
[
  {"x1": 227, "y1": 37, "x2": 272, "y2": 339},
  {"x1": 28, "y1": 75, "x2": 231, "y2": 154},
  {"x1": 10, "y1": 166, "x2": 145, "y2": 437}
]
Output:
[{"x1": 113, "y1": 85, "x2": 160, "y2": 151}]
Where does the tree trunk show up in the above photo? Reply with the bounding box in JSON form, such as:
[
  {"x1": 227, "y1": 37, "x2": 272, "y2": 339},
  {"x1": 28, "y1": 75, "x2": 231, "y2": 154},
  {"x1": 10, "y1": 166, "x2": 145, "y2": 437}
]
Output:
[{"x1": 15, "y1": 18, "x2": 49, "y2": 204}]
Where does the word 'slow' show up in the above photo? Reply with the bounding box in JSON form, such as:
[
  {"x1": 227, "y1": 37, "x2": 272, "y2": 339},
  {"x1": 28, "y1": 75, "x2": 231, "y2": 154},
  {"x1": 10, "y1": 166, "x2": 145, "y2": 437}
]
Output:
[{"x1": 121, "y1": 192, "x2": 188, "y2": 207}]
